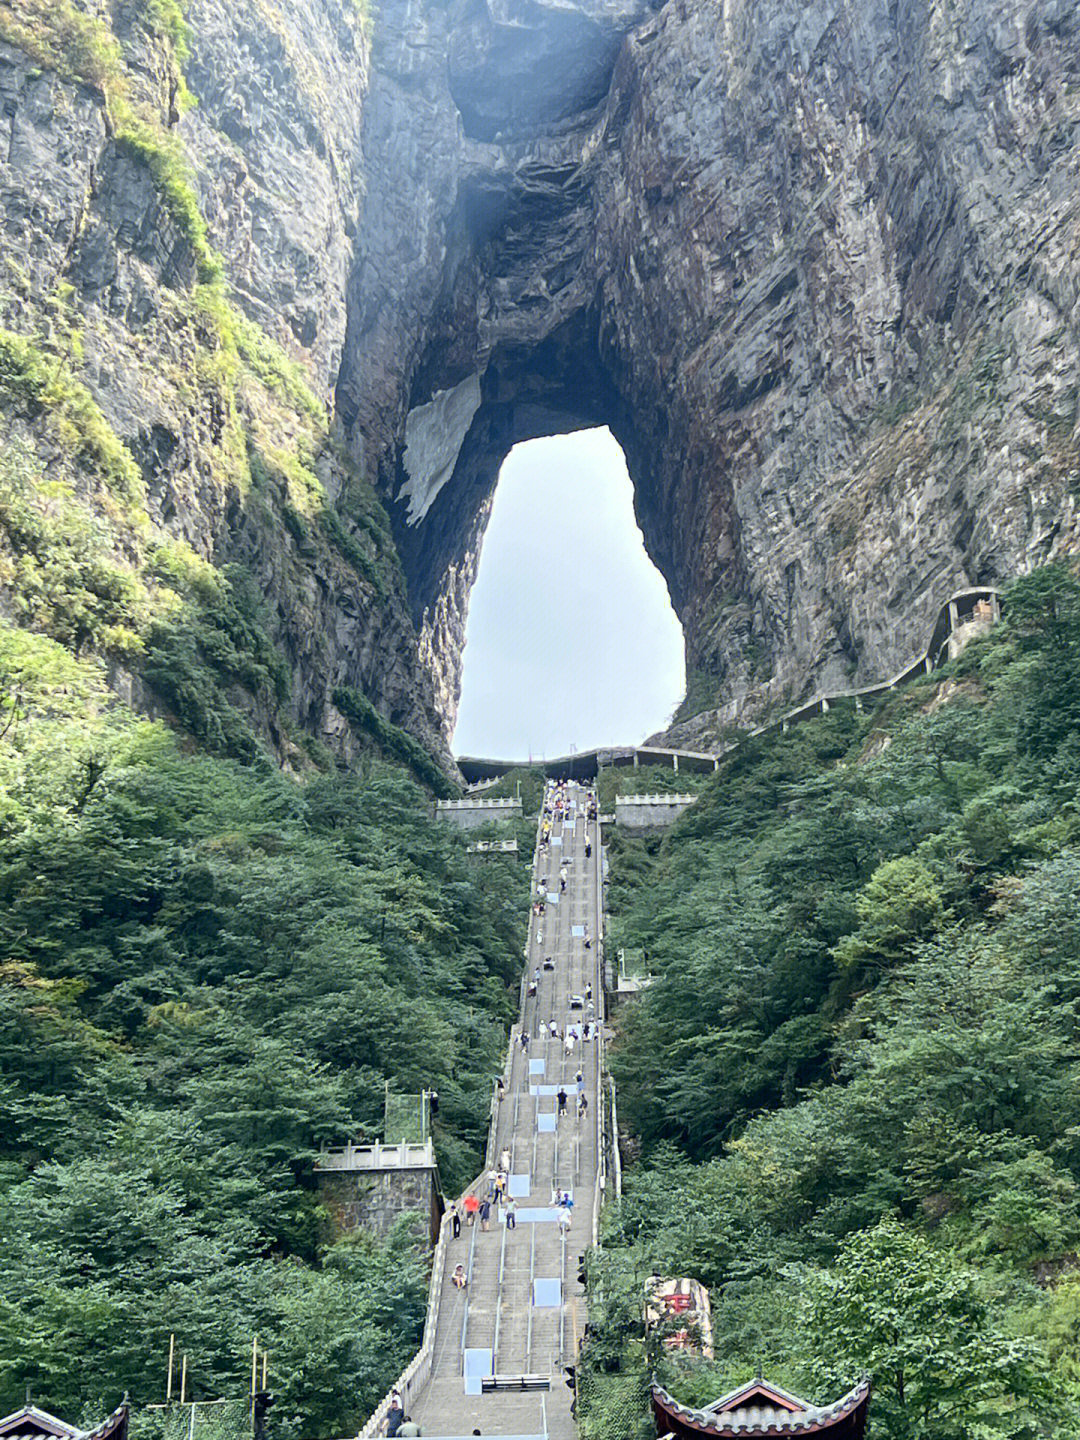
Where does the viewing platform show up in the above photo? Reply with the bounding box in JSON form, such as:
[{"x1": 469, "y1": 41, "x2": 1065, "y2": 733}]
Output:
[
  {"x1": 609, "y1": 949, "x2": 655, "y2": 1003},
  {"x1": 314, "y1": 1141, "x2": 436, "y2": 1171},
  {"x1": 614, "y1": 793, "x2": 698, "y2": 830},
  {"x1": 315, "y1": 1093, "x2": 442, "y2": 1246},
  {"x1": 436, "y1": 797, "x2": 524, "y2": 828}
]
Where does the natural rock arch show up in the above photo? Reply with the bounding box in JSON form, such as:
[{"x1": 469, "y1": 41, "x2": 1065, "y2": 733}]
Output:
[{"x1": 336, "y1": 0, "x2": 1080, "y2": 747}]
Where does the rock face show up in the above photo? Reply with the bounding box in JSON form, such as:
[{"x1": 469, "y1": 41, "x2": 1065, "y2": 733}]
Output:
[
  {"x1": 2, "y1": 0, "x2": 1079, "y2": 760},
  {"x1": 340, "y1": 0, "x2": 1080, "y2": 746},
  {"x1": 0, "y1": 0, "x2": 449, "y2": 767}
]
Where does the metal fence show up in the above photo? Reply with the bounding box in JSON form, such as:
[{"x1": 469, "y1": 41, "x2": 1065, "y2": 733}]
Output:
[
  {"x1": 133, "y1": 1400, "x2": 252, "y2": 1440},
  {"x1": 575, "y1": 1366, "x2": 652, "y2": 1440}
]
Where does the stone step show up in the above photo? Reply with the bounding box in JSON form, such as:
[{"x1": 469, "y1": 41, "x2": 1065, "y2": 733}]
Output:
[{"x1": 409, "y1": 789, "x2": 602, "y2": 1438}]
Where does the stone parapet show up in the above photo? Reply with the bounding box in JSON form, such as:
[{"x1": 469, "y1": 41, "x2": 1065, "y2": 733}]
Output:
[
  {"x1": 435, "y1": 797, "x2": 523, "y2": 828},
  {"x1": 315, "y1": 1142, "x2": 441, "y2": 1247},
  {"x1": 614, "y1": 794, "x2": 698, "y2": 830}
]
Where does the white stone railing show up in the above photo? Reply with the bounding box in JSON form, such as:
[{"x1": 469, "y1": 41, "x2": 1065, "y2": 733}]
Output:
[
  {"x1": 465, "y1": 774, "x2": 503, "y2": 793},
  {"x1": 315, "y1": 1141, "x2": 435, "y2": 1172},
  {"x1": 613, "y1": 794, "x2": 698, "y2": 806},
  {"x1": 609, "y1": 1077, "x2": 622, "y2": 1201},
  {"x1": 357, "y1": 1037, "x2": 522, "y2": 1435},
  {"x1": 593, "y1": 824, "x2": 607, "y2": 1247},
  {"x1": 436, "y1": 798, "x2": 521, "y2": 810},
  {"x1": 359, "y1": 1207, "x2": 452, "y2": 1438}
]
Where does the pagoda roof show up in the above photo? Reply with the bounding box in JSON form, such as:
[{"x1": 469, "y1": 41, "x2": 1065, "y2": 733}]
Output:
[
  {"x1": 652, "y1": 1376, "x2": 870, "y2": 1437},
  {"x1": 0, "y1": 1404, "x2": 128, "y2": 1440}
]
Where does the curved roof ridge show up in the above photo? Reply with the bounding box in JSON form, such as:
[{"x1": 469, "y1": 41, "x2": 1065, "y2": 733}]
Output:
[
  {"x1": 78, "y1": 1404, "x2": 129, "y2": 1440},
  {"x1": 652, "y1": 1376, "x2": 871, "y2": 1436},
  {"x1": 0, "y1": 1401, "x2": 129, "y2": 1440},
  {"x1": 0, "y1": 1407, "x2": 82, "y2": 1440}
]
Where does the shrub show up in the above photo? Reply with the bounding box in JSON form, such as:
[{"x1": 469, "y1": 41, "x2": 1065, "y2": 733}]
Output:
[
  {"x1": 332, "y1": 685, "x2": 457, "y2": 797},
  {"x1": 0, "y1": 332, "x2": 143, "y2": 505},
  {"x1": 114, "y1": 123, "x2": 222, "y2": 282},
  {"x1": 0, "y1": 438, "x2": 147, "y2": 651}
]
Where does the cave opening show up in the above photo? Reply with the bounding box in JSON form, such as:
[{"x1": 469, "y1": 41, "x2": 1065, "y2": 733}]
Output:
[{"x1": 451, "y1": 428, "x2": 685, "y2": 760}]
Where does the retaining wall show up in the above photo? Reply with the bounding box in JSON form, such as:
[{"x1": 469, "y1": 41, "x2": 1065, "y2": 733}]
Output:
[
  {"x1": 315, "y1": 1165, "x2": 441, "y2": 1247},
  {"x1": 614, "y1": 794, "x2": 698, "y2": 830},
  {"x1": 436, "y1": 798, "x2": 523, "y2": 829}
]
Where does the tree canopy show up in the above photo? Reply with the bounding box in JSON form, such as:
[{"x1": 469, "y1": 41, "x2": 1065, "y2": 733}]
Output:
[
  {"x1": 0, "y1": 623, "x2": 528, "y2": 1433},
  {"x1": 582, "y1": 567, "x2": 1080, "y2": 1440}
]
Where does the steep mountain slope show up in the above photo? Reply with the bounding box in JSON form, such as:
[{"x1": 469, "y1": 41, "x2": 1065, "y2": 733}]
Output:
[
  {"x1": 0, "y1": 0, "x2": 448, "y2": 770},
  {"x1": 581, "y1": 568, "x2": 1080, "y2": 1440},
  {"x1": 0, "y1": 621, "x2": 530, "y2": 1431}
]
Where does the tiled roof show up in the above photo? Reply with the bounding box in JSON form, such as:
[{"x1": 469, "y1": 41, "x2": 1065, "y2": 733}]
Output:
[
  {"x1": 706, "y1": 1380, "x2": 813, "y2": 1415},
  {"x1": 0, "y1": 1404, "x2": 128, "y2": 1440},
  {"x1": 0, "y1": 1407, "x2": 80, "y2": 1440},
  {"x1": 652, "y1": 1377, "x2": 871, "y2": 1435},
  {"x1": 79, "y1": 1406, "x2": 128, "y2": 1440}
]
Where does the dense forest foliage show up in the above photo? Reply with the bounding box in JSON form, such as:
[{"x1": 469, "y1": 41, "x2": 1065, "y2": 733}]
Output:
[
  {"x1": 581, "y1": 567, "x2": 1080, "y2": 1440},
  {"x1": 0, "y1": 621, "x2": 528, "y2": 1435}
]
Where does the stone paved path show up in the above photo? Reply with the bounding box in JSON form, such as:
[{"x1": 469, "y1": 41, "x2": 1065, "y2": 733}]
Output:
[{"x1": 410, "y1": 782, "x2": 602, "y2": 1440}]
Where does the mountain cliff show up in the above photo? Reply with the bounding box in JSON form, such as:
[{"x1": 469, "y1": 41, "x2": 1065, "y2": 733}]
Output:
[
  {"x1": 2, "y1": 0, "x2": 1079, "y2": 759},
  {"x1": 0, "y1": 0, "x2": 448, "y2": 771}
]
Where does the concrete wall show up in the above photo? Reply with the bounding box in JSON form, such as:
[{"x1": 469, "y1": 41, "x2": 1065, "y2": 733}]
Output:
[
  {"x1": 614, "y1": 795, "x2": 697, "y2": 830},
  {"x1": 435, "y1": 798, "x2": 523, "y2": 829},
  {"x1": 316, "y1": 1165, "x2": 441, "y2": 1247}
]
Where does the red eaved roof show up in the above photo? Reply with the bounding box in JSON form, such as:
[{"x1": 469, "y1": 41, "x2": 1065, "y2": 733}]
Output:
[
  {"x1": 710, "y1": 1380, "x2": 808, "y2": 1414},
  {"x1": 652, "y1": 1375, "x2": 870, "y2": 1438},
  {"x1": 0, "y1": 1404, "x2": 128, "y2": 1440}
]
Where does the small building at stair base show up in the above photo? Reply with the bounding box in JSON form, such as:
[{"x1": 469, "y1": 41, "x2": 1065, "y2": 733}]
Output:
[
  {"x1": 0, "y1": 1404, "x2": 129, "y2": 1440},
  {"x1": 652, "y1": 1376, "x2": 870, "y2": 1438}
]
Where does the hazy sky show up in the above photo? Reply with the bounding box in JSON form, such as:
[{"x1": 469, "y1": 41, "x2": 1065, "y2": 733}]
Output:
[{"x1": 452, "y1": 428, "x2": 686, "y2": 758}]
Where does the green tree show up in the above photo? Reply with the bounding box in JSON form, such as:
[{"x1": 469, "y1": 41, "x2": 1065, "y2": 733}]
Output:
[
  {"x1": 832, "y1": 856, "x2": 945, "y2": 975},
  {"x1": 799, "y1": 1218, "x2": 1056, "y2": 1439}
]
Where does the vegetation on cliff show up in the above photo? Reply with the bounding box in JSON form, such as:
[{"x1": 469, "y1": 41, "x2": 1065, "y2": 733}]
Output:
[
  {"x1": 0, "y1": 621, "x2": 527, "y2": 1432},
  {"x1": 582, "y1": 566, "x2": 1080, "y2": 1440},
  {"x1": 332, "y1": 685, "x2": 457, "y2": 797},
  {"x1": 0, "y1": 0, "x2": 428, "y2": 777},
  {"x1": 0, "y1": 15, "x2": 467, "y2": 1424}
]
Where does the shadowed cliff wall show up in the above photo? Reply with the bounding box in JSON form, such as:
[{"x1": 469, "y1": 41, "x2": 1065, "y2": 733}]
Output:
[{"x1": 339, "y1": 0, "x2": 1080, "y2": 746}]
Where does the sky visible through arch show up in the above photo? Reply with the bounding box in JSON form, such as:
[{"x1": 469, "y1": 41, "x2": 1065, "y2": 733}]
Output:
[{"x1": 452, "y1": 428, "x2": 686, "y2": 759}]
